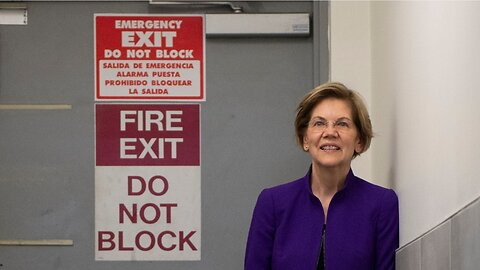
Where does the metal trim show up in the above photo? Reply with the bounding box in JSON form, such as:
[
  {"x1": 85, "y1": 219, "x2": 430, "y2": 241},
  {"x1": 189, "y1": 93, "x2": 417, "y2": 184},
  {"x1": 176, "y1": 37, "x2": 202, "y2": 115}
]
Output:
[
  {"x1": 206, "y1": 13, "x2": 310, "y2": 37},
  {"x1": 0, "y1": 239, "x2": 74, "y2": 246},
  {"x1": 0, "y1": 104, "x2": 72, "y2": 110}
]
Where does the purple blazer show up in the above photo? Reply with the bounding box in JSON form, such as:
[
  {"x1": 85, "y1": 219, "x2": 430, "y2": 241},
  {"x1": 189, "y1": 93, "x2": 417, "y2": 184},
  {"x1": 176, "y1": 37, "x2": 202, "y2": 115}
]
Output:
[{"x1": 245, "y1": 168, "x2": 399, "y2": 270}]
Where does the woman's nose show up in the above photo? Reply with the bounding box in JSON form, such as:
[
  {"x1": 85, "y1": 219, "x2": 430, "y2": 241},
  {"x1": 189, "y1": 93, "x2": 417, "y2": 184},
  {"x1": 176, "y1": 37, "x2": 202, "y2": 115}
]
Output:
[{"x1": 322, "y1": 123, "x2": 339, "y2": 137}]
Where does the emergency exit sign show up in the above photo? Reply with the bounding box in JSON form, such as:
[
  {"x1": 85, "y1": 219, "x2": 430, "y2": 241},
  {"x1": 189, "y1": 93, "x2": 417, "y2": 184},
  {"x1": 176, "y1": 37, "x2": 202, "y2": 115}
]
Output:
[{"x1": 94, "y1": 14, "x2": 205, "y2": 101}]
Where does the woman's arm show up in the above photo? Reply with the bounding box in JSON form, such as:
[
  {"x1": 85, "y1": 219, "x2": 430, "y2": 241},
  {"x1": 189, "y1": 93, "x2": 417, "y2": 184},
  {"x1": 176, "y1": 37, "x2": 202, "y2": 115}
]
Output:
[
  {"x1": 375, "y1": 189, "x2": 400, "y2": 270},
  {"x1": 245, "y1": 189, "x2": 276, "y2": 270}
]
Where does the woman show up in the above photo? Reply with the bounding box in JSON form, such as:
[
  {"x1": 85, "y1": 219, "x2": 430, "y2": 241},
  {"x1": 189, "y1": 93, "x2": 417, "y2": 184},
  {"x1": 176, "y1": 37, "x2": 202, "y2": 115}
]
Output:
[{"x1": 245, "y1": 82, "x2": 399, "y2": 270}]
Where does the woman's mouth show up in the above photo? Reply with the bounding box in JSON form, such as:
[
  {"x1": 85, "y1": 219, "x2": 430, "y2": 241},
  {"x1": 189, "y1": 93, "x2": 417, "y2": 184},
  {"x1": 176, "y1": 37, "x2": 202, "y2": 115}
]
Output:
[{"x1": 320, "y1": 145, "x2": 340, "y2": 151}]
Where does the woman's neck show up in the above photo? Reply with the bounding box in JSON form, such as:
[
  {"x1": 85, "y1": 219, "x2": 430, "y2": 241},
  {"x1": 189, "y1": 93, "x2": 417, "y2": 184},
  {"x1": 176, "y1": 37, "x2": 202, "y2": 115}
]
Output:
[{"x1": 310, "y1": 163, "x2": 350, "y2": 197}]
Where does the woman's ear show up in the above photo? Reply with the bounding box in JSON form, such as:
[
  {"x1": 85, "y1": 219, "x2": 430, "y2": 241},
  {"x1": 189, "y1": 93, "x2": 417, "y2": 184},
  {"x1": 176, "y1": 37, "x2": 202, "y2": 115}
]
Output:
[
  {"x1": 303, "y1": 136, "x2": 309, "y2": 151},
  {"x1": 355, "y1": 138, "x2": 364, "y2": 154}
]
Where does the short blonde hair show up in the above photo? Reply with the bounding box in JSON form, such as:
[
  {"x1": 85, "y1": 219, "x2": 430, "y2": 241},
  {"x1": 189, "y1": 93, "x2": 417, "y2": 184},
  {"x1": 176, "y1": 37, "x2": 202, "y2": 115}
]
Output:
[{"x1": 294, "y1": 82, "x2": 373, "y2": 158}]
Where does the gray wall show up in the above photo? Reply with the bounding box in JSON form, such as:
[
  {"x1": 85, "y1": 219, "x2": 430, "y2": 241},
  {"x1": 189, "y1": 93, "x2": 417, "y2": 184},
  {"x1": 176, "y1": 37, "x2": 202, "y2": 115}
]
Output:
[
  {"x1": 396, "y1": 198, "x2": 480, "y2": 270},
  {"x1": 0, "y1": 1, "x2": 329, "y2": 269}
]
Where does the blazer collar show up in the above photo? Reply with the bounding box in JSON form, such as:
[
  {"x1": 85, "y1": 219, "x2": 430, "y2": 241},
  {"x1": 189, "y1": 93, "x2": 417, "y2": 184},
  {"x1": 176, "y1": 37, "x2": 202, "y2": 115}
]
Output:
[{"x1": 303, "y1": 165, "x2": 356, "y2": 199}]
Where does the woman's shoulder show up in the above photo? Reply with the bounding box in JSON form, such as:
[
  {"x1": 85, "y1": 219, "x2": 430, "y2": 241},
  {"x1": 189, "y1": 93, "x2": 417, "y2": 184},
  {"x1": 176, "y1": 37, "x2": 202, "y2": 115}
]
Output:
[
  {"x1": 350, "y1": 175, "x2": 398, "y2": 204},
  {"x1": 265, "y1": 176, "x2": 305, "y2": 193},
  {"x1": 258, "y1": 176, "x2": 307, "y2": 202}
]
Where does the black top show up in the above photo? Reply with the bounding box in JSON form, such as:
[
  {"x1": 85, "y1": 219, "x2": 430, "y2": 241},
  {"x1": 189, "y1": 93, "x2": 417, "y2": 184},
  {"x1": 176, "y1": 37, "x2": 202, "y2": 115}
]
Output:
[{"x1": 316, "y1": 224, "x2": 326, "y2": 270}]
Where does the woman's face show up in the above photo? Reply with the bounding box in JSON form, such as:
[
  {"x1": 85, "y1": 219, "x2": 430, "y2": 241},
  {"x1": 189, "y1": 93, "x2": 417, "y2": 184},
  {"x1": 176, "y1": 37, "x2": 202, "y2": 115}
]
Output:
[{"x1": 303, "y1": 98, "x2": 363, "y2": 170}]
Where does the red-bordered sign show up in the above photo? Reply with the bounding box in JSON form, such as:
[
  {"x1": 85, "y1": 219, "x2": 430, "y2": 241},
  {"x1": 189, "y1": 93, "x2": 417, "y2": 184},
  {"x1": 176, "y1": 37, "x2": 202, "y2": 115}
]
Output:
[
  {"x1": 95, "y1": 103, "x2": 201, "y2": 261},
  {"x1": 94, "y1": 14, "x2": 205, "y2": 101}
]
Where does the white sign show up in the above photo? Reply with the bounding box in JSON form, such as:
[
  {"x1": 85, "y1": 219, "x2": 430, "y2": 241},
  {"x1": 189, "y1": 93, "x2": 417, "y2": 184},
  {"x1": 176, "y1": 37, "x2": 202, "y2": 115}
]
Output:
[{"x1": 95, "y1": 104, "x2": 201, "y2": 261}]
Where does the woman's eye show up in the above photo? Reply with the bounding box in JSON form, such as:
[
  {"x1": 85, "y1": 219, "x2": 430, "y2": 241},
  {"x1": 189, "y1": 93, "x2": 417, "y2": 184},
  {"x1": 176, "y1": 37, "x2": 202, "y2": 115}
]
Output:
[
  {"x1": 335, "y1": 121, "x2": 350, "y2": 129},
  {"x1": 314, "y1": 121, "x2": 326, "y2": 127}
]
